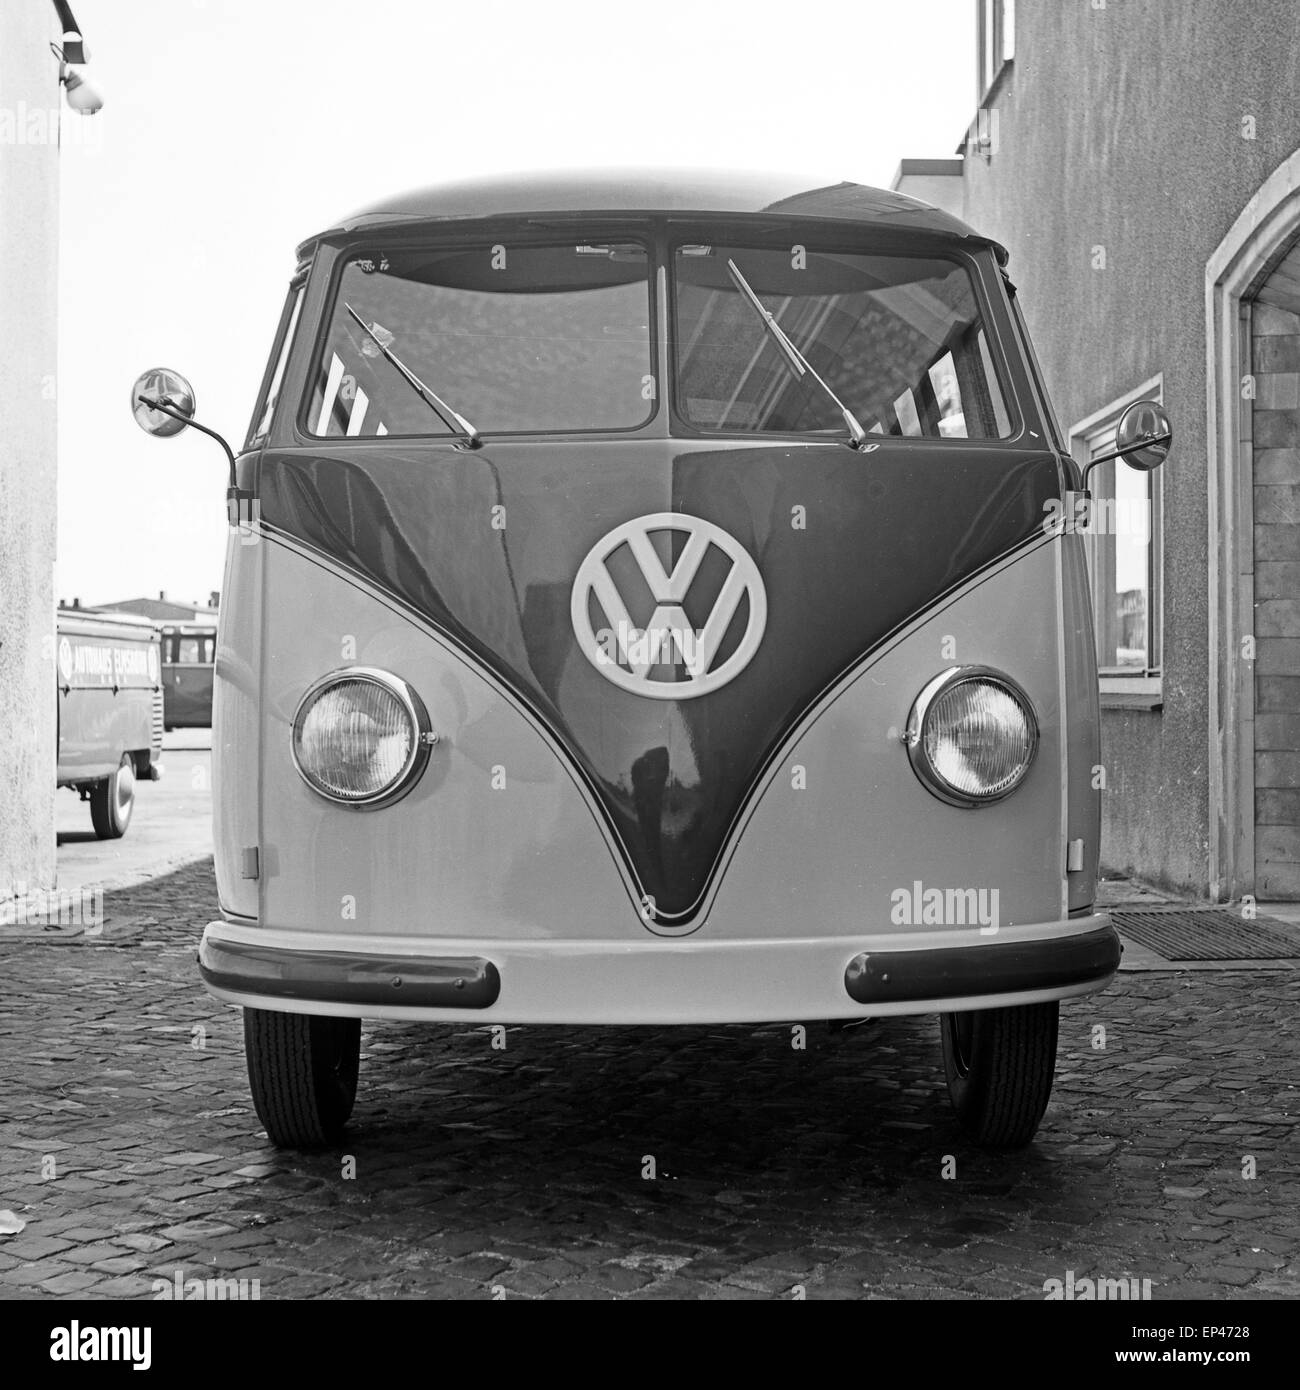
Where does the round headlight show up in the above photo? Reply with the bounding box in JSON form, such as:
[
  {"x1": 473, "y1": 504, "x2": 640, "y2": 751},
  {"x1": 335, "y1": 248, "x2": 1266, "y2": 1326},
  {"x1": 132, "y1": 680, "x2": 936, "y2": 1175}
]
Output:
[
  {"x1": 291, "y1": 668, "x2": 433, "y2": 808},
  {"x1": 904, "y1": 666, "x2": 1038, "y2": 807}
]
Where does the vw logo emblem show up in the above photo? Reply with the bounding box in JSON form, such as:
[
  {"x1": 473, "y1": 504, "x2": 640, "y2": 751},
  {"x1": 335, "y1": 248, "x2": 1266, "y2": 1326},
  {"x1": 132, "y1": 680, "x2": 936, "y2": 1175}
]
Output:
[{"x1": 570, "y1": 513, "x2": 767, "y2": 699}]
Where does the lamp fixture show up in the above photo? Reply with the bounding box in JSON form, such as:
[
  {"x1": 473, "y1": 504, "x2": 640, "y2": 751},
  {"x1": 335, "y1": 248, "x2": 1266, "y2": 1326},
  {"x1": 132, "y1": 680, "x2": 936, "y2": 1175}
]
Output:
[{"x1": 49, "y1": 1, "x2": 103, "y2": 114}]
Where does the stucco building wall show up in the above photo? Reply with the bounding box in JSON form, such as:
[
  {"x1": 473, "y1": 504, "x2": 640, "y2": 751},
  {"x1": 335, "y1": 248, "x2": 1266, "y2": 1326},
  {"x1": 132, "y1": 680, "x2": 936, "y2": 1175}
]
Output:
[
  {"x1": 960, "y1": 1, "x2": 1300, "y2": 895},
  {"x1": 0, "y1": 2, "x2": 60, "y2": 895}
]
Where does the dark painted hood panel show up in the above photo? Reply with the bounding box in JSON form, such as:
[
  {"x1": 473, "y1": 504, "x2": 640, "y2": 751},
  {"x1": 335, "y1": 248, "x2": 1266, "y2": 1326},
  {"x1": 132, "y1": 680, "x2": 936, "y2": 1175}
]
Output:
[{"x1": 259, "y1": 440, "x2": 1059, "y2": 923}]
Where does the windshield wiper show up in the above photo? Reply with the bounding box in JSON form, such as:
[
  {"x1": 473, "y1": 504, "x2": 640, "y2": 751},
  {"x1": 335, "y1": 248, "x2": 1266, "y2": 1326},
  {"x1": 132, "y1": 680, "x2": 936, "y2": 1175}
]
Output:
[
  {"x1": 724, "y1": 259, "x2": 870, "y2": 450},
  {"x1": 344, "y1": 304, "x2": 482, "y2": 448}
]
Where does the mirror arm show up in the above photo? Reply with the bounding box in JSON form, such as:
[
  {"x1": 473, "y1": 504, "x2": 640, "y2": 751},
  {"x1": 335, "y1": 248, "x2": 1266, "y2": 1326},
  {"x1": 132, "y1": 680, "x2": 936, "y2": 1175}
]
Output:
[
  {"x1": 135, "y1": 395, "x2": 238, "y2": 490},
  {"x1": 1079, "y1": 430, "x2": 1173, "y2": 490}
]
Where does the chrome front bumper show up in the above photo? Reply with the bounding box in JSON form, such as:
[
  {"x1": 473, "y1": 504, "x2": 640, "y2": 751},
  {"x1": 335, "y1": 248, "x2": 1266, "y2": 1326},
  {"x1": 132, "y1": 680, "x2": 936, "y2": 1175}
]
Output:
[{"x1": 199, "y1": 913, "x2": 1119, "y2": 1025}]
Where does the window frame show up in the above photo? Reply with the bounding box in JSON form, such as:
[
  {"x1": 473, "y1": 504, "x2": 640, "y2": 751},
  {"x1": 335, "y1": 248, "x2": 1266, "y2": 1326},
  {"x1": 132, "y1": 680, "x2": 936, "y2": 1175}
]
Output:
[
  {"x1": 977, "y1": 0, "x2": 1015, "y2": 102},
  {"x1": 665, "y1": 233, "x2": 1023, "y2": 447},
  {"x1": 1008, "y1": 289, "x2": 1066, "y2": 454},
  {"x1": 298, "y1": 230, "x2": 661, "y2": 443},
  {"x1": 1068, "y1": 375, "x2": 1165, "y2": 708},
  {"x1": 245, "y1": 273, "x2": 307, "y2": 451}
]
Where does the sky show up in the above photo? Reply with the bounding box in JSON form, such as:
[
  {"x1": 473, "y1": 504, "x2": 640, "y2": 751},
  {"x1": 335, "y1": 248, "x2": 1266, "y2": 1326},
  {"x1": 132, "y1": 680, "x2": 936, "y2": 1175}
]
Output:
[{"x1": 56, "y1": 0, "x2": 975, "y2": 608}]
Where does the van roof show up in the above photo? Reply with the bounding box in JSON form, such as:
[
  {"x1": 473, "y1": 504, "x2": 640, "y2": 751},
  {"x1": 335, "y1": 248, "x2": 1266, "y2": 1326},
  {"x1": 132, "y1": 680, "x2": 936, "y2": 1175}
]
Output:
[
  {"x1": 301, "y1": 168, "x2": 1004, "y2": 261},
  {"x1": 57, "y1": 608, "x2": 160, "y2": 638}
]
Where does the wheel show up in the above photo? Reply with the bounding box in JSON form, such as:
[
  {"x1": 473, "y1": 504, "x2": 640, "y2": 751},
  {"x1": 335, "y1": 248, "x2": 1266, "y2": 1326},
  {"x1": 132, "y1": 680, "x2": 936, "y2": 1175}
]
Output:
[
  {"x1": 89, "y1": 753, "x2": 135, "y2": 839},
  {"x1": 243, "y1": 1009, "x2": 361, "y2": 1148},
  {"x1": 940, "y1": 1001, "x2": 1058, "y2": 1148}
]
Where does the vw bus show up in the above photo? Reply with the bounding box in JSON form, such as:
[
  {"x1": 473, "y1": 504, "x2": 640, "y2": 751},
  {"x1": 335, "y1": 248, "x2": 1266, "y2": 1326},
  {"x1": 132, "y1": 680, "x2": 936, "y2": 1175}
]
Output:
[
  {"x1": 131, "y1": 171, "x2": 1170, "y2": 1150},
  {"x1": 56, "y1": 607, "x2": 164, "y2": 839},
  {"x1": 159, "y1": 622, "x2": 217, "y2": 729}
]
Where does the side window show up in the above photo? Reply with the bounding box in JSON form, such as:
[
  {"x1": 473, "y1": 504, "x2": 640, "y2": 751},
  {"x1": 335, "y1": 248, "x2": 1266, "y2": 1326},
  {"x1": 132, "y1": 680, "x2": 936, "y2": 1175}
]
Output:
[
  {"x1": 976, "y1": 327, "x2": 1013, "y2": 438},
  {"x1": 1069, "y1": 378, "x2": 1165, "y2": 707},
  {"x1": 247, "y1": 284, "x2": 305, "y2": 448}
]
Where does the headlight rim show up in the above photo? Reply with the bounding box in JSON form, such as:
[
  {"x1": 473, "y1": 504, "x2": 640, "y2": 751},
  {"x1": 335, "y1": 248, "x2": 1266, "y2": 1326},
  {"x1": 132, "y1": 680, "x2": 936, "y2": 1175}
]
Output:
[
  {"x1": 904, "y1": 664, "x2": 1039, "y2": 809},
  {"x1": 290, "y1": 666, "x2": 433, "y2": 810}
]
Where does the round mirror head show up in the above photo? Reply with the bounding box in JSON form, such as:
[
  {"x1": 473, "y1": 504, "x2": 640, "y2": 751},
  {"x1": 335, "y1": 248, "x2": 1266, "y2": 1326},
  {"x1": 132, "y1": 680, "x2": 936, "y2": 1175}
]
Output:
[
  {"x1": 131, "y1": 368, "x2": 196, "y2": 438},
  {"x1": 1116, "y1": 399, "x2": 1171, "y2": 472}
]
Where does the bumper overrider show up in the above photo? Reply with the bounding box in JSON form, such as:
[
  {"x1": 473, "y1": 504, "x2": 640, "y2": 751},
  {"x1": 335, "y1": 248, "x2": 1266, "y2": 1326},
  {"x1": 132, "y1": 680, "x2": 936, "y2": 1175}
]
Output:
[{"x1": 198, "y1": 913, "x2": 1119, "y2": 1025}]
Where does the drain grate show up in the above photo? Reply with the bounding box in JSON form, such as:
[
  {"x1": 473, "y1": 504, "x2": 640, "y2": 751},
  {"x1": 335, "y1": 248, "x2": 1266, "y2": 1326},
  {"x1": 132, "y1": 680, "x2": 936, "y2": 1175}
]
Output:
[{"x1": 1110, "y1": 907, "x2": 1300, "y2": 961}]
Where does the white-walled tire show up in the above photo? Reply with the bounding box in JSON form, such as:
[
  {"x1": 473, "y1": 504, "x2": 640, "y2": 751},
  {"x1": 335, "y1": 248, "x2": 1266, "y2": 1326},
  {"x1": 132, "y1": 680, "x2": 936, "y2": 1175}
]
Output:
[
  {"x1": 941, "y1": 1002, "x2": 1058, "y2": 1148},
  {"x1": 243, "y1": 1009, "x2": 360, "y2": 1148},
  {"x1": 89, "y1": 753, "x2": 135, "y2": 839}
]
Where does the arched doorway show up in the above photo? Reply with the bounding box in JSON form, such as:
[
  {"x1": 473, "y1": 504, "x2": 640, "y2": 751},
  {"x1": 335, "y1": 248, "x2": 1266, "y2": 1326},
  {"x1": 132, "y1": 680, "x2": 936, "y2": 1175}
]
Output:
[
  {"x1": 1249, "y1": 237, "x2": 1300, "y2": 897},
  {"x1": 1207, "y1": 150, "x2": 1300, "y2": 901}
]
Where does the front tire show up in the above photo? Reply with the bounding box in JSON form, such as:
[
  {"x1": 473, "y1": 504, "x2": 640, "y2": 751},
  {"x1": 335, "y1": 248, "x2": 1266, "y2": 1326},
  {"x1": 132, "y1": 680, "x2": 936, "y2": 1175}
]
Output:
[
  {"x1": 89, "y1": 753, "x2": 135, "y2": 839},
  {"x1": 941, "y1": 1002, "x2": 1058, "y2": 1148},
  {"x1": 243, "y1": 1009, "x2": 361, "y2": 1148}
]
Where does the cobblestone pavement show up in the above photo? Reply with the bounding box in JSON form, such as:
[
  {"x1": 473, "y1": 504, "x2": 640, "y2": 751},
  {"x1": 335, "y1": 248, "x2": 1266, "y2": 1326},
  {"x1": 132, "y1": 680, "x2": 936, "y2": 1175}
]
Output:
[{"x1": 0, "y1": 860, "x2": 1297, "y2": 1301}]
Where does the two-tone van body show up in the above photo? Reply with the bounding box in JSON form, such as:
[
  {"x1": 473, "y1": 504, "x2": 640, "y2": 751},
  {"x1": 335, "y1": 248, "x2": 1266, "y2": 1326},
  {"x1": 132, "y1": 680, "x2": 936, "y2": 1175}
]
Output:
[
  {"x1": 132, "y1": 171, "x2": 1171, "y2": 1150},
  {"x1": 56, "y1": 608, "x2": 164, "y2": 838}
]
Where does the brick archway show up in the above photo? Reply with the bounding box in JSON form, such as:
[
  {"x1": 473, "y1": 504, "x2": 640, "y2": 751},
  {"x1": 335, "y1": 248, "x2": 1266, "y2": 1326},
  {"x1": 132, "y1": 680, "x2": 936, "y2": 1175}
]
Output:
[
  {"x1": 1248, "y1": 240, "x2": 1300, "y2": 897},
  {"x1": 1207, "y1": 149, "x2": 1300, "y2": 901}
]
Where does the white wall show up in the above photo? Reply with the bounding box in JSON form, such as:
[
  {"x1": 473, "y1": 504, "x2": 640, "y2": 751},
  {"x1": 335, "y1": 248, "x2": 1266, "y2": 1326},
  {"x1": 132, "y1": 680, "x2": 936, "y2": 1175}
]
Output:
[
  {"x1": 894, "y1": 172, "x2": 965, "y2": 220},
  {"x1": 0, "y1": 0, "x2": 60, "y2": 894}
]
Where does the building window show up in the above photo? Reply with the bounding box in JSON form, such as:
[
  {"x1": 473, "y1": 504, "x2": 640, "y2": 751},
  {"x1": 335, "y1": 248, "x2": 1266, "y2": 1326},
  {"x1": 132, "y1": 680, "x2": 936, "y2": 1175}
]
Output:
[
  {"x1": 977, "y1": 0, "x2": 1015, "y2": 99},
  {"x1": 1069, "y1": 376, "x2": 1164, "y2": 708}
]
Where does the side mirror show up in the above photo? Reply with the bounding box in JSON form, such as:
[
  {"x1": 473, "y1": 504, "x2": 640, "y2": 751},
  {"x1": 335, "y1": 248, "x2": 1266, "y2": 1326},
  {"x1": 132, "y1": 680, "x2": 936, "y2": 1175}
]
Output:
[
  {"x1": 1114, "y1": 399, "x2": 1171, "y2": 472},
  {"x1": 131, "y1": 368, "x2": 196, "y2": 438},
  {"x1": 129, "y1": 367, "x2": 239, "y2": 497},
  {"x1": 1079, "y1": 399, "x2": 1172, "y2": 496}
]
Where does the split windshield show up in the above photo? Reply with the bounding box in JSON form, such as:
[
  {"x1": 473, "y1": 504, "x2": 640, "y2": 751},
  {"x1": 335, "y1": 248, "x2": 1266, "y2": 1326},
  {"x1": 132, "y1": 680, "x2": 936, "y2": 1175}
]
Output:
[
  {"x1": 309, "y1": 242, "x2": 655, "y2": 437},
  {"x1": 305, "y1": 234, "x2": 1012, "y2": 441},
  {"x1": 675, "y1": 245, "x2": 1011, "y2": 440}
]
